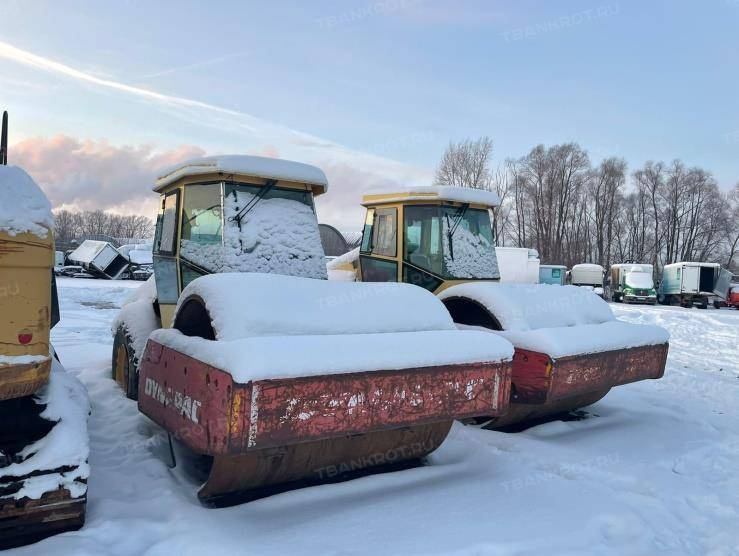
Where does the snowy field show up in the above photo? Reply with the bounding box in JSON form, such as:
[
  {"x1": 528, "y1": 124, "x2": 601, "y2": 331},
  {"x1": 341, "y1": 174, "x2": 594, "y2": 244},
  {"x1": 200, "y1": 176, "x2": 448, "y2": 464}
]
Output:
[{"x1": 10, "y1": 278, "x2": 739, "y2": 556}]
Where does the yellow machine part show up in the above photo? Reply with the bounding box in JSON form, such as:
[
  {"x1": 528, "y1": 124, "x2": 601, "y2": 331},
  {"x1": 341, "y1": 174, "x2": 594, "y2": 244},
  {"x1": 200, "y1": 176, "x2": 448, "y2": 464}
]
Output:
[{"x1": 0, "y1": 229, "x2": 53, "y2": 400}]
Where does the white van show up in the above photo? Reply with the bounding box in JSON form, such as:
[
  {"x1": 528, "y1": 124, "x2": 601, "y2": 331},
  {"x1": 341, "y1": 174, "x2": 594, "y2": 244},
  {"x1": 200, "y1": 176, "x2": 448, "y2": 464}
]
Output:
[{"x1": 569, "y1": 263, "x2": 605, "y2": 297}]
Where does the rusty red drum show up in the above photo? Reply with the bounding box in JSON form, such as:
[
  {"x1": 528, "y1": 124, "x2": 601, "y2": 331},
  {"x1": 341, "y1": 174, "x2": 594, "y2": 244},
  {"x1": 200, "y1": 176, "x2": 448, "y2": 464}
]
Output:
[{"x1": 137, "y1": 340, "x2": 513, "y2": 456}]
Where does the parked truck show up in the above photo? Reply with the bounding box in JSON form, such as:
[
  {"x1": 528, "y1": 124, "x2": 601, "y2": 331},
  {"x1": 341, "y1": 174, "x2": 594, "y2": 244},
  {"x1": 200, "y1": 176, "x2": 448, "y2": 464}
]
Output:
[
  {"x1": 722, "y1": 284, "x2": 739, "y2": 309},
  {"x1": 658, "y1": 262, "x2": 733, "y2": 309},
  {"x1": 539, "y1": 264, "x2": 567, "y2": 285},
  {"x1": 610, "y1": 263, "x2": 657, "y2": 304}
]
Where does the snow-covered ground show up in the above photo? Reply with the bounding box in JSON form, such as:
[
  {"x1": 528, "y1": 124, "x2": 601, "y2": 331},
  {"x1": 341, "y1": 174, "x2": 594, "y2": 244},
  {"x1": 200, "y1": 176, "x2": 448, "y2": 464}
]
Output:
[{"x1": 10, "y1": 278, "x2": 739, "y2": 555}]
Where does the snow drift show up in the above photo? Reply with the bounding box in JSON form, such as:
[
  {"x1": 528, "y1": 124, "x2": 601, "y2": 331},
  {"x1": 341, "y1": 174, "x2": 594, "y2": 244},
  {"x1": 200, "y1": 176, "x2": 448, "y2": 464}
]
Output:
[
  {"x1": 441, "y1": 283, "x2": 669, "y2": 357},
  {"x1": 0, "y1": 165, "x2": 52, "y2": 238},
  {"x1": 151, "y1": 328, "x2": 514, "y2": 383},
  {"x1": 151, "y1": 272, "x2": 514, "y2": 383},
  {"x1": 178, "y1": 272, "x2": 459, "y2": 340}
]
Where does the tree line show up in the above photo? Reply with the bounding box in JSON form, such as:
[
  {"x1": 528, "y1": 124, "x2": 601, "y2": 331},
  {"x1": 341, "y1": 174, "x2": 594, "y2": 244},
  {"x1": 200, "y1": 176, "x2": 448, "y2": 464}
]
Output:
[
  {"x1": 435, "y1": 137, "x2": 739, "y2": 272},
  {"x1": 53, "y1": 209, "x2": 154, "y2": 243}
]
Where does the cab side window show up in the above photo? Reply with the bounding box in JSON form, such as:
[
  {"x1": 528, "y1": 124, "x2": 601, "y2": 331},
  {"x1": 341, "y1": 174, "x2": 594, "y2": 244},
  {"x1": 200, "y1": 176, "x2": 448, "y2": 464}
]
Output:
[
  {"x1": 360, "y1": 209, "x2": 375, "y2": 253},
  {"x1": 370, "y1": 208, "x2": 397, "y2": 257},
  {"x1": 156, "y1": 192, "x2": 179, "y2": 255},
  {"x1": 153, "y1": 191, "x2": 180, "y2": 304}
]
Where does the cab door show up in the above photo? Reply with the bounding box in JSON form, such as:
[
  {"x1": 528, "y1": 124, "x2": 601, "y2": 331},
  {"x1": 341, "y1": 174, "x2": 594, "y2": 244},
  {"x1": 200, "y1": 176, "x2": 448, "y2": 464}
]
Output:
[
  {"x1": 359, "y1": 207, "x2": 399, "y2": 282},
  {"x1": 152, "y1": 190, "x2": 180, "y2": 327}
]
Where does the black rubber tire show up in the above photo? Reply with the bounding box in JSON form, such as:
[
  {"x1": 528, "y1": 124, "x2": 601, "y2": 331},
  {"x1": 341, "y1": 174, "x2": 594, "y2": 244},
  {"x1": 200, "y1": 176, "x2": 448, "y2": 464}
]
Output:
[{"x1": 112, "y1": 325, "x2": 138, "y2": 400}]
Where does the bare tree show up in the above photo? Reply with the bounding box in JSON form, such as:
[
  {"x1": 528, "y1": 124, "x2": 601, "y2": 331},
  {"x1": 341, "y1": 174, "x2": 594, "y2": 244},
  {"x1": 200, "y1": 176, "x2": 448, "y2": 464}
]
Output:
[
  {"x1": 725, "y1": 183, "x2": 739, "y2": 271},
  {"x1": 53, "y1": 209, "x2": 79, "y2": 243},
  {"x1": 434, "y1": 138, "x2": 735, "y2": 273},
  {"x1": 53, "y1": 209, "x2": 154, "y2": 241},
  {"x1": 435, "y1": 137, "x2": 494, "y2": 190},
  {"x1": 588, "y1": 157, "x2": 626, "y2": 268},
  {"x1": 632, "y1": 161, "x2": 665, "y2": 269},
  {"x1": 514, "y1": 143, "x2": 590, "y2": 265}
]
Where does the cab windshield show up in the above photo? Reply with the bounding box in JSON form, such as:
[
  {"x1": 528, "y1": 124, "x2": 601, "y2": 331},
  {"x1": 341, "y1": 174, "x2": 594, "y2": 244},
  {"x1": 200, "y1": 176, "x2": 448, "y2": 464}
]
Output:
[
  {"x1": 179, "y1": 181, "x2": 326, "y2": 283},
  {"x1": 625, "y1": 271, "x2": 654, "y2": 289},
  {"x1": 404, "y1": 204, "x2": 499, "y2": 279}
]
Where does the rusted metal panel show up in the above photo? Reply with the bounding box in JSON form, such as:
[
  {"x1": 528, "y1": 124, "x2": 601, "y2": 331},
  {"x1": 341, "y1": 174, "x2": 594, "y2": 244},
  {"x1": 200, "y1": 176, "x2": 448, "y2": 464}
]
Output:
[
  {"x1": 0, "y1": 358, "x2": 51, "y2": 401},
  {"x1": 137, "y1": 342, "x2": 231, "y2": 455},
  {"x1": 549, "y1": 343, "x2": 668, "y2": 401},
  {"x1": 138, "y1": 340, "x2": 512, "y2": 455},
  {"x1": 198, "y1": 422, "x2": 452, "y2": 505},
  {"x1": 248, "y1": 361, "x2": 510, "y2": 450},
  {"x1": 0, "y1": 488, "x2": 86, "y2": 550},
  {"x1": 509, "y1": 343, "x2": 669, "y2": 405},
  {"x1": 509, "y1": 349, "x2": 551, "y2": 404}
]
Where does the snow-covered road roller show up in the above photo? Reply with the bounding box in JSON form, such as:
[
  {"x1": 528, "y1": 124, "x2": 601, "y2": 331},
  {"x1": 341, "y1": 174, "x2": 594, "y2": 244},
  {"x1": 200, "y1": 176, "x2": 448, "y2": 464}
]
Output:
[
  {"x1": 112, "y1": 156, "x2": 513, "y2": 505},
  {"x1": 332, "y1": 186, "x2": 669, "y2": 428},
  {"x1": 0, "y1": 112, "x2": 89, "y2": 549}
]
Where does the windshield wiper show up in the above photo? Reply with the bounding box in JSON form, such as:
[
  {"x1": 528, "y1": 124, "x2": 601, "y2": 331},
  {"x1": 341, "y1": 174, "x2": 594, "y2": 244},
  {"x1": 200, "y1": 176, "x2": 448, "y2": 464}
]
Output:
[
  {"x1": 228, "y1": 179, "x2": 277, "y2": 230},
  {"x1": 445, "y1": 203, "x2": 469, "y2": 260}
]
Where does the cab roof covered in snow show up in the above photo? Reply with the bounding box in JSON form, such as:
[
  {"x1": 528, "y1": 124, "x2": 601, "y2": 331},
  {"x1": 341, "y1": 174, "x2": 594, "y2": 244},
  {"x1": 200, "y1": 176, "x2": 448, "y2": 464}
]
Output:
[
  {"x1": 362, "y1": 186, "x2": 501, "y2": 208},
  {"x1": 154, "y1": 155, "x2": 329, "y2": 193}
]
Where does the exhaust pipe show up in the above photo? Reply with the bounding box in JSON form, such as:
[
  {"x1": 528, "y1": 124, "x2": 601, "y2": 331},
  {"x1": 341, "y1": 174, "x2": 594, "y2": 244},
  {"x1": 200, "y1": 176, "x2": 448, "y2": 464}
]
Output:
[{"x1": 1, "y1": 110, "x2": 7, "y2": 165}]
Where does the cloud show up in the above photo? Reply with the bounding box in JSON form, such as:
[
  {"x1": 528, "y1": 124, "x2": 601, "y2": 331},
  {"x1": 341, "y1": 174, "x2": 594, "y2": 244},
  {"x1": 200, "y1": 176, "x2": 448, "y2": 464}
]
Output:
[
  {"x1": 0, "y1": 40, "x2": 251, "y2": 124},
  {"x1": 12, "y1": 135, "x2": 204, "y2": 217},
  {"x1": 315, "y1": 161, "x2": 418, "y2": 231},
  {"x1": 10, "y1": 135, "x2": 429, "y2": 231},
  {"x1": 0, "y1": 39, "x2": 438, "y2": 188},
  {"x1": 135, "y1": 51, "x2": 252, "y2": 81}
]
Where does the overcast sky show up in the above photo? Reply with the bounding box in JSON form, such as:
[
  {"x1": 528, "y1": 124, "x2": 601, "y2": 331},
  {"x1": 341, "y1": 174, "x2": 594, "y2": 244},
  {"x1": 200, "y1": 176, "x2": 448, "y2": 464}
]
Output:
[{"x1": 1, "y1": 0, "x2": 737, "y2": 231}]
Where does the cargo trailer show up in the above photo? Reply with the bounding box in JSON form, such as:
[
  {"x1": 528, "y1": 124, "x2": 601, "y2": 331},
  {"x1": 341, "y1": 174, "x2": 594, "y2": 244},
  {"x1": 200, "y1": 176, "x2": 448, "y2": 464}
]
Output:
[
  {"x1": 67, "y1": 240, "x2": 129, "y2": 280},
  {"x1": 658, "y1": 262, "x2": 733, "y2": 309}
]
